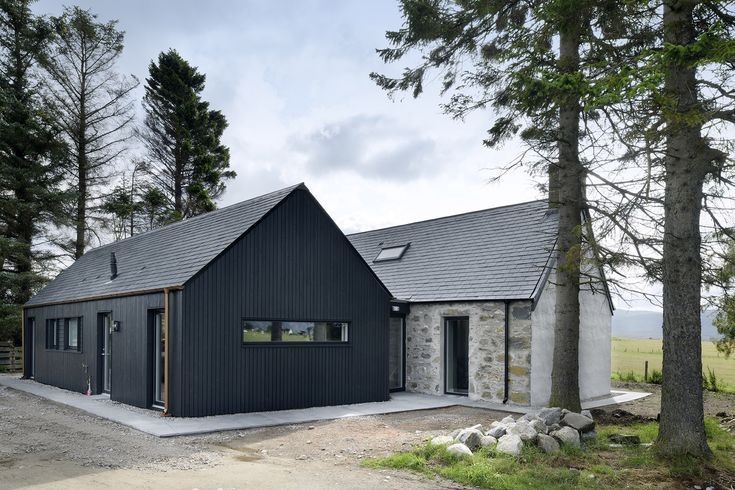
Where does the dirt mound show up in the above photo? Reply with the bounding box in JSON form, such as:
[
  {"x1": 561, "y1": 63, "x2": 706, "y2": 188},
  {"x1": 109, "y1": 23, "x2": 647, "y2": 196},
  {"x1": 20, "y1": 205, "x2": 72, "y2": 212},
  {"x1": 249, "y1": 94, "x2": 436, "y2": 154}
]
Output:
[{"x1": 591, "y1": 408, "x2": 657, "y2": 426}]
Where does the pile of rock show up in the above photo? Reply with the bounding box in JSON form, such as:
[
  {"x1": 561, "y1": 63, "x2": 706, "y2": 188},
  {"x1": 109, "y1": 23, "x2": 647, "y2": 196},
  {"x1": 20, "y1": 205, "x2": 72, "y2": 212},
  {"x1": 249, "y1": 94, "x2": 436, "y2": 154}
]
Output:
[{"x1": 431, "y1": 407, "x2": 597, "y2": 458}]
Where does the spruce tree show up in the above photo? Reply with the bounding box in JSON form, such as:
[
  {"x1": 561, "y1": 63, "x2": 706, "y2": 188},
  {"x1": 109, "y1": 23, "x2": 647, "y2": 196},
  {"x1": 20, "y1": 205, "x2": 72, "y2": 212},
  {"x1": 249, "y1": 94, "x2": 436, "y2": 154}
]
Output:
[{"x1": 140, "y1": 49, "x2": 234, "y2": 220}]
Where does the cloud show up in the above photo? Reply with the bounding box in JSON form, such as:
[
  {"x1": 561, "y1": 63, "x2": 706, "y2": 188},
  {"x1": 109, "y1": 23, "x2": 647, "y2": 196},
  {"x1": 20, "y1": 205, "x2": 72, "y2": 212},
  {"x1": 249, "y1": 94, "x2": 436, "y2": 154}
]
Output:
[{"x1": 290, "y1": 114, "x2": 437, "y2": 181}]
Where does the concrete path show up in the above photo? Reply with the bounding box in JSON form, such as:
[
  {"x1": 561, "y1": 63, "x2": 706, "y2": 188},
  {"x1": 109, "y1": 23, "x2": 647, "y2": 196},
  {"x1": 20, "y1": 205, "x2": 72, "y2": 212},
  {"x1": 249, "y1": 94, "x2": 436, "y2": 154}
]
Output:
[{"x1": 0, "y1": 374, "x2": 649, "y2": 438}]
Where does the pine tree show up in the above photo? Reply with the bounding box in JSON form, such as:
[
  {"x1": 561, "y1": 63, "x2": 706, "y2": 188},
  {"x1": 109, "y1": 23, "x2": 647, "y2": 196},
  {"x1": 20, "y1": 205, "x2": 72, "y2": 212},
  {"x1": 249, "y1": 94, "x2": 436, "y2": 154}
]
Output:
[
  {"x1": 0, "y1": 0, "x2": 68, "y2": 341},
  {"x1": 41, "y1": 6, "x2": 138, "y2": 259},
  {"x1": 140, "y1": 49, "x2": 234, "y2": 220}
]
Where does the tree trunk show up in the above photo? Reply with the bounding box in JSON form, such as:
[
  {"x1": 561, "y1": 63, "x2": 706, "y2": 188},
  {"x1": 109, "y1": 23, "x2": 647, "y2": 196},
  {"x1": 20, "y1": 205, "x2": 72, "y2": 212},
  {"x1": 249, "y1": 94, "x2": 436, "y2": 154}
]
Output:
[
  {"x1": 75, "y1": 156, "x2": 86, "y2": 259},
  {"x1": 548, "y1": 18, "x2": 583, "y2": 412},
  {"x1": 656, "y1": 0, "x2": 712, "y2": 459}
]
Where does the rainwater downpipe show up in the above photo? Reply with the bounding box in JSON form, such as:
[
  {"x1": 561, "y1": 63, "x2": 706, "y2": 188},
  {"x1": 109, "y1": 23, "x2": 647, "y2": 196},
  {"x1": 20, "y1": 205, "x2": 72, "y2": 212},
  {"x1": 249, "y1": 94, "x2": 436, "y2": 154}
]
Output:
[{"x1": 503, "y1": 300, "x2": 510, "y2": 404}]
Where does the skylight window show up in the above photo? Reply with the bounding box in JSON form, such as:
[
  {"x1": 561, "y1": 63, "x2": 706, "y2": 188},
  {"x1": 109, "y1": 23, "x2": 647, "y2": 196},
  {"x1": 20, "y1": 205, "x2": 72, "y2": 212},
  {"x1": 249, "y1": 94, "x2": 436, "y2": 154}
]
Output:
[{"x1": 374, "y1": 244, "x2": 409, "y2": 262}]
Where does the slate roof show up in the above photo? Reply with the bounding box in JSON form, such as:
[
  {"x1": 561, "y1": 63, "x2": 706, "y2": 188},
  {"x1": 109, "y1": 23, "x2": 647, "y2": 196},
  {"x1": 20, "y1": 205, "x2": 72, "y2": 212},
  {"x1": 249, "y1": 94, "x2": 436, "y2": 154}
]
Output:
[
  {"x1": 347, "y1": 200, "x2": 558, "y2": 302},
  {"x1": 26, "y1": 184, "x2": 304, "y2": 306}
]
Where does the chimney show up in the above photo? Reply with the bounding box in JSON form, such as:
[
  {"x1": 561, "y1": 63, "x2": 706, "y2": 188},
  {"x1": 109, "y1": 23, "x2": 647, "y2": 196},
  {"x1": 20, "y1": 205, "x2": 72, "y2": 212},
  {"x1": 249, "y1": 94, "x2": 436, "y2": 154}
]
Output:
[{"x1": 110, "y1": 252, "x2": 118, "y2": 280}]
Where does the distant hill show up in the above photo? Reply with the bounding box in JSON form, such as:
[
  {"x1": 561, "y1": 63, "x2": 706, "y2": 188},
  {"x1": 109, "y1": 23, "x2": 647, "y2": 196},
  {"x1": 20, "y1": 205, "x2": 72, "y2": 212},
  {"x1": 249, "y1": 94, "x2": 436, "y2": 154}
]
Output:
[{"x1": 612, "y1": 309, "x2": 721, "y2": 341}]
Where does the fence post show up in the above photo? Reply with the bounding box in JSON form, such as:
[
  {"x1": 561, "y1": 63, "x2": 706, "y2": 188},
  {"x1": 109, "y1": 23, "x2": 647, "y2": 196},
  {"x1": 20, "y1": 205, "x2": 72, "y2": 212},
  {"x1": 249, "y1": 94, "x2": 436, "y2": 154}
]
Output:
[{"x1": 644, "y1": 360, "x2": 649, "y2": 383}]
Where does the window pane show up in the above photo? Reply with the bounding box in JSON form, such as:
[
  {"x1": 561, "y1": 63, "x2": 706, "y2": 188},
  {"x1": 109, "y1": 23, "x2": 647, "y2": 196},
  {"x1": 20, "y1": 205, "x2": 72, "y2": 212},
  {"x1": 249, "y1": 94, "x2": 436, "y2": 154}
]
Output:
[
  {"x1": 242, "y1": 320, "x2": 349, "y2": 343},
  {"x1": 375, "y1": 245, "x2": 408, "y2": 262},
  {"x1": 67, "y1": 318, "x2": 79, "y2": 349}
]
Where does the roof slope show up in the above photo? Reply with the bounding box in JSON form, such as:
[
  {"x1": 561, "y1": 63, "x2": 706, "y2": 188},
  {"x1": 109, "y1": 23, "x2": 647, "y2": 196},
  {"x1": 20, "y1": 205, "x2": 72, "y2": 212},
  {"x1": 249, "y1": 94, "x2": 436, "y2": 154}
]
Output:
[
  {"x1": 347, "y1": 200, "x2": 558, "y2": 302},
  {"x1": 26, "y1": 184, "x2": 303, "y2": 306}
]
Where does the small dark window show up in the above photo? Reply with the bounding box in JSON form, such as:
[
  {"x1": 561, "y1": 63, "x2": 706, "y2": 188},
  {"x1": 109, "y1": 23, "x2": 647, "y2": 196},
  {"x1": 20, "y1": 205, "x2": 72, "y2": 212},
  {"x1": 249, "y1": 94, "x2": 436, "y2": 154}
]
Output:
[
  {"x1": 46, "y1": 319, "x2": 59, "y2": 349},
  {"x1": 65, "y1": 318, "x2": 82, "y2": 351},
  {"x1": 374, "y1": 244, "x2": 409, "y2": 262},
  {"x1": 45, "y1": 317, "x2": 82, "y2": 351},
  {"x1": 242, "y1": 320, "x2": 349, "y2": 344}
]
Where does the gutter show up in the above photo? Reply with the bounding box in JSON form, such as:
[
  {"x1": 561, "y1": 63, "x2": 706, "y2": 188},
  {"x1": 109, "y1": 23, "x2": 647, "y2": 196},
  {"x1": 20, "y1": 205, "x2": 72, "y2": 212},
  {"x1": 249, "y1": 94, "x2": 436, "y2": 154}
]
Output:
[{"x1": 503, "y1": 300, "x2": 510, "y2": 404}]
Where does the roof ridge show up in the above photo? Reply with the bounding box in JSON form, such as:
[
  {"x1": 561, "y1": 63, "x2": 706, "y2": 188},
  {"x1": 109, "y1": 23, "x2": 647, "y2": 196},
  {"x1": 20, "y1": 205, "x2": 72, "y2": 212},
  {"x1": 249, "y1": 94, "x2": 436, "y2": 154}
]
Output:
[
  {"x1": 84, "y1": 183, "x2": 304, "y2": 255},
  {"x1": 346, "y1": 198, "x2": 548, "y2": 237}
]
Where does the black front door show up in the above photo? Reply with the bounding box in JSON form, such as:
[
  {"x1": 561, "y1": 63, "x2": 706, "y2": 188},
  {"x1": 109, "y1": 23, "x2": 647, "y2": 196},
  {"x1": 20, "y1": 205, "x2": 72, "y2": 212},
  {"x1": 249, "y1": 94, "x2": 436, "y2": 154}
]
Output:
[
  {"x1": 445, "y1": 317, "x2": 469, "y2": 395},
  {"x1": 151, "y1": 310, "x2": 165, "y2": 407},
  {"x1": 98, "y1": 313, "x2": 112, "y2": 393},
  {"x1": 26, "y1": 318, "x2": 34, "y2": 378}
]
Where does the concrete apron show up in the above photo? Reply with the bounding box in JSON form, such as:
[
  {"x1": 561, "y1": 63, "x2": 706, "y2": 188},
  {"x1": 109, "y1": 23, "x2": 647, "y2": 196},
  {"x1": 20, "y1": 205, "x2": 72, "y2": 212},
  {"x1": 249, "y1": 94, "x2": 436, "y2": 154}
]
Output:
[{"x1": 0, "y1": 374, "x2": 649, "y2": 438}]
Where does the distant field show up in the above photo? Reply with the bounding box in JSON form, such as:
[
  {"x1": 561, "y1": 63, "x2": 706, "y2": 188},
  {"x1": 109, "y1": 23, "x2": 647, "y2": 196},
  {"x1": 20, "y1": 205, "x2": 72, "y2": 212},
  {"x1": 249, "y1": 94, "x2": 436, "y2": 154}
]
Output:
[
  {"x1": 242, "y1": 331, "x2": 310, "y2": 342},
  {"x1": 612, "y1": 337, "x2": 735, "y2": 388}
]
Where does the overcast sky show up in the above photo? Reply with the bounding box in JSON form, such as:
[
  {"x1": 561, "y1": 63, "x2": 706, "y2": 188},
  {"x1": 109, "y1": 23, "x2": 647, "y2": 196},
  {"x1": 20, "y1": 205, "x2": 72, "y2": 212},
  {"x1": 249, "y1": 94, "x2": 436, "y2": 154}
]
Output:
[
  {"x1": 33, "y1": 1, "x2": 664, "y2": 310},
  {"x1": 34, "y1": 0, "x2": 539, "y2": 233}
]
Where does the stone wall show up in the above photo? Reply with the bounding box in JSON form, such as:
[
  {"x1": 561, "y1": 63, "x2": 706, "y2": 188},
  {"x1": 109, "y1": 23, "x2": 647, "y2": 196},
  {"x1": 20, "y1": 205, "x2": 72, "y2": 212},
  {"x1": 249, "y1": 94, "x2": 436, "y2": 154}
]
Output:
[{"x1": 404, "y1": 301, "x2": 532, "y2": 404}]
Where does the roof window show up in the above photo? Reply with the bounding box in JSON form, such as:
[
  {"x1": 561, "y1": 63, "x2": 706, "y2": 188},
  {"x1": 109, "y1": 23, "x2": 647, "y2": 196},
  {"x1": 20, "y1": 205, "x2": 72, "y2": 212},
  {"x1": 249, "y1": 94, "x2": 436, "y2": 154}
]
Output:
[{"x1": 374, "y1": 244, "x2": 409, "y2": 262}]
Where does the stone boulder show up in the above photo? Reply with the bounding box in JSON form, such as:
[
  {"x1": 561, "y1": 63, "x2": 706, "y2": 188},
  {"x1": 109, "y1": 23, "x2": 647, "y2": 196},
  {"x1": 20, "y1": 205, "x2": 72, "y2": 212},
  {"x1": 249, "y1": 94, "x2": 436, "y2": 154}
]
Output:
[
  {"x1": 581, "y1": 430, "x2": 597, "y2": 443},
  {"x1": 500, "y1": 415, "x2": 516, "y2": 425},
  {"x1": 551, "y1": 426, "x2": 581, "y2": 448},
  {"x1": 496, "y1": 434, "x2": 524, "y2": 456},
  {"x1": 486, "y1": 425, "x2": 507, "y2": 439},
  {"x1": 456, "y1": 428, "x2": 483, "y2": 451},
  {"x1": 561, "y1": 412, "x2": 595, "y2": 433},
  {"x1": 529, "y1": 418, "x2": 547, "y2": 435},
  {"x1": 508, "y1": 420, "x2": 538, "y2": 443},
  {"x1": 537, "y1": 407, "x2": 562, "y2": 426},
  {"x1": 431, "y1": 435, "x2": 455, "y2": 446},
  {"x1": 480, "y1": 435, "x2": 497, "y2": 448},
  {"x1": 519, "y1": 412, "x2": 537, "y2": 422},
  {"x1": 537, "y1": 433, "x2": 560, "y2": 454},
  {"x1": 447, "y1": 443, "x2": 473, "y2": 458},
  {"x1": 449, "y1": 428, "x2": 462, "y2": 439}
]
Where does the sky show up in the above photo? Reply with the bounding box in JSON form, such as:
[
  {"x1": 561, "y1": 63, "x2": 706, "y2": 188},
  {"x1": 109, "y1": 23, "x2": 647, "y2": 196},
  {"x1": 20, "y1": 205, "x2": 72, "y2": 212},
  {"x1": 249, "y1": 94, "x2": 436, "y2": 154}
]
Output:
[{"x1": 32, "y1": 0, "x2": 658, "y2": 310}]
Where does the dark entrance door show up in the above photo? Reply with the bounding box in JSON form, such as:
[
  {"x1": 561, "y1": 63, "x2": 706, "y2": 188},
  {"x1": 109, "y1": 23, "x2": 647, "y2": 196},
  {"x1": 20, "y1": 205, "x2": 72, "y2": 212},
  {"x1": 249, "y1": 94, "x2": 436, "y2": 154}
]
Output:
[
  {"x1": 388, "y1": 316, "x2": 405, "y2": 391},
  {"x1": 151, "y1": 310, "x2": 165, "y2": 407},
  {"x1": 26, "y1": 318, "x2": 34, "y2": 378},
  {"x1": 98, "y1": 313, "x2": 112, "y2": 393},
  {"x1": 445, "y1": 317, "x2": 469, "y2": 395}
]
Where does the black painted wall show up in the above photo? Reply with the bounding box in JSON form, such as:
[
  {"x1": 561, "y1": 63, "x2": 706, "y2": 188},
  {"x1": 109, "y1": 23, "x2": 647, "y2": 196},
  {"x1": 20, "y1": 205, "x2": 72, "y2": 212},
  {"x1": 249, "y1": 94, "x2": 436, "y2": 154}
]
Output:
[
  {"x1": 174, "y1": 188, "x2": 391, "y2": 417},
  {"x1": 23, "y1": 291, "x2": 181, "y2": 409}
]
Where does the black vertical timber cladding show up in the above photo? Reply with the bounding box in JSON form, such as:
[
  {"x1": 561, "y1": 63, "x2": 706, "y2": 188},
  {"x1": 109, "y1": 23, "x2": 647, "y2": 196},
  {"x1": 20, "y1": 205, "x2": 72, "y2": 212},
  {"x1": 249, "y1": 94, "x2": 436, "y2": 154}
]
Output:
[
  {"x1": 23, "y1": 292, "x2": 166, "y2": 408},
  {"x1": 177, "y1": 188, "x2": 391, "y2": 417}
]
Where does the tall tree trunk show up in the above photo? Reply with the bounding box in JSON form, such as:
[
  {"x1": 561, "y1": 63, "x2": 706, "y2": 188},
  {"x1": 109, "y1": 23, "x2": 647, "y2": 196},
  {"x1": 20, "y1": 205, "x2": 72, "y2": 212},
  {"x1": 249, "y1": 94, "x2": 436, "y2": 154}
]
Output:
[
  {"x1": 174, "y1": 148, "x2": 183, "y2": 216},
  {"x1": 548, "y1": 18, "x2": 583, "y2": 412},
  {"x1": 656, "y1": 0, "x2": 712, "y2": 459},
  {"x1": 74, "y1": 64, "x2": 87, "y2": 259}
]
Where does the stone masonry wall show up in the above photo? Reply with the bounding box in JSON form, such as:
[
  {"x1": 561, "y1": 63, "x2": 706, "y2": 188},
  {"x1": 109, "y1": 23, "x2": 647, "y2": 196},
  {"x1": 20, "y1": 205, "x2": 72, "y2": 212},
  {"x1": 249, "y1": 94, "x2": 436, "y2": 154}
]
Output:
[{"x1": 405, "y1": 301, "x2": 532, "y2": 405}]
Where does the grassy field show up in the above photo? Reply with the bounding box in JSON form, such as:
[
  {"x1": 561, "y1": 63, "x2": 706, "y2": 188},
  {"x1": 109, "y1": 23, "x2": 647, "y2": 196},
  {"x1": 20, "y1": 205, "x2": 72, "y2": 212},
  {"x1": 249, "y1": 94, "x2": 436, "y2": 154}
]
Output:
[
  {"x1": 612, "y1": 337, "x2": 735, "y2": 390},
  {"x1": 242, "y1": 331, "x2": 310, "y2": 342}
]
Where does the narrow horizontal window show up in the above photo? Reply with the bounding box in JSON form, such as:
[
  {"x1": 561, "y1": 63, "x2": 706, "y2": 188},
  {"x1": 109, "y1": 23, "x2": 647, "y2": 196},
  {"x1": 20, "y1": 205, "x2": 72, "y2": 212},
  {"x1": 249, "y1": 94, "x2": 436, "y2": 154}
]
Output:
[
  {"x1": 242, "y1": 320, "x2": 349, "y2": 344},
  {"x1": 374, "y1": 244, "x2": 409, "y2": 262}
]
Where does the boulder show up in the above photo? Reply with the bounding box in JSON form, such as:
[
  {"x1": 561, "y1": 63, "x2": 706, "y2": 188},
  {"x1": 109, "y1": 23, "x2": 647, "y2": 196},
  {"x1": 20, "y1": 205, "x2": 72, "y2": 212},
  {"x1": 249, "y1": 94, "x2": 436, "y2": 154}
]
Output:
[
  {"x1": 496, "y1": 434, "x2": 524, "y2": 456},
  {"x1": 537, "y1": 433, "x2": 560, "y2": 454},
  {"x1": 537, "y1": 407, "x2": 563, "y2": 426},
  {"x1": 547, "y1": 423, "x2": 562, "y2": 433},
  {"x1": 480, "y1": 435, "x2": 497, "y2": 448},
  {"x1": 508, "y1": 420, "x2": 539, "y2": 443},
  {"x1": 446, "y1": 443, "x2": 473, "y2": 458},
  {"x1": 520, "y1": 412, "x2": 537, "y2": 422},
  {"x1": 500, "y1": 415, "x2": 516, "y2": 425},
  {"x1": 529, "y1": 418, "x2": 547, "y2": 435},
  {"x1": 431, "y1": 435, "x2": 455, "y2": 446},
  {"x1": 449, "y1": 428, "x2": 462, "y2": 439},
  {"x1": 468, "y1": 423, "x2": 483, "y2": 432},
  {"x1": 487, "y1": 425, "x2": 507, "y2": 439},
  {"x1": 551, "y1": 426, "x2": 581, "y2": 448},
  {"x1": 457, "y1": 428, "x2": 483, "y2": 450},
  {"x1": 561, "y1": 412, "x2": 595, "y2": 433},
  {"x1": 581, "y1": 409, "x2": 593, "y2": 420},
  {"x1": 581, "y1": 430, "x2": 597, "y2": 443},
  {"x1": 607, "y1": 434, "x2": 641, "y2": 445}
]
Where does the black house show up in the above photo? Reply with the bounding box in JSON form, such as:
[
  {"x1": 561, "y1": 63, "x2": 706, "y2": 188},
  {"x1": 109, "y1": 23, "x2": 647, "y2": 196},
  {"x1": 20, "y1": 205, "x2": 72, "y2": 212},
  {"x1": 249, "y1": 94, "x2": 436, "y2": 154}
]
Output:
[{"x1": 22, "y1": 184, "x2": 392, "y2": 417}]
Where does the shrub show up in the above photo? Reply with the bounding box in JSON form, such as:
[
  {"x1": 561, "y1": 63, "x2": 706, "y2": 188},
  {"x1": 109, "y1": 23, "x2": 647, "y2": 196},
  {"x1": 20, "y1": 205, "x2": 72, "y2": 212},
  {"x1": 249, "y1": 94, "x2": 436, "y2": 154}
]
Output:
[
  {"x1": 648, "y1": 369, "x2": 663, "y2": 384},
  {"x1": 702, "y1": 368, "x2": 721, "y2": 392}
]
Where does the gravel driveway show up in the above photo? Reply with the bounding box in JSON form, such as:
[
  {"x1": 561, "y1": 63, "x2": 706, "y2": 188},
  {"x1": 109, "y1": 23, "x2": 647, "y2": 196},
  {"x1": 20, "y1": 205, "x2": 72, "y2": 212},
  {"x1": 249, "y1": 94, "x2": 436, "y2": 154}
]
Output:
[{"x1": 0, "y1": 385, "x2": 509, "y2": 489}]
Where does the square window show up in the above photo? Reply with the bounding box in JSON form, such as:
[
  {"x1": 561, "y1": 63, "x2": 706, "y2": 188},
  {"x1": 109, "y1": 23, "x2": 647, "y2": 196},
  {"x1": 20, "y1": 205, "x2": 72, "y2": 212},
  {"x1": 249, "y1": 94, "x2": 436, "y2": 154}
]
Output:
[{"x1": 374, "y1": 244, "x2": 409, "y2": 262}]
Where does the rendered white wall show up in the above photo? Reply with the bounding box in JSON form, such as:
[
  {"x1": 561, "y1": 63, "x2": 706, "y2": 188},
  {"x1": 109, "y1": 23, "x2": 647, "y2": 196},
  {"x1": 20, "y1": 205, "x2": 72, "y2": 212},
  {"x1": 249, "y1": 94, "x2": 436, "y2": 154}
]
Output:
[{"x1": 530, "y1": 269, "x2": 613, "y2": 406}]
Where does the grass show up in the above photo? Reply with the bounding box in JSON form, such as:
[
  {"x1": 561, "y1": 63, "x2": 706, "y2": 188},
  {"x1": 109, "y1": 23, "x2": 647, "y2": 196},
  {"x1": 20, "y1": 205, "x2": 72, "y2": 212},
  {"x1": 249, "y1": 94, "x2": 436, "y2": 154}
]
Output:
[
  {"x1": 364, "y1": 417, "x2": 735, "y2": 489},
  {"x1": 242, "y1": 331, "x2": 311, "y2": 342},
  {"x1": 612, "y1": 337, "x2": 735, "y2": 392}
]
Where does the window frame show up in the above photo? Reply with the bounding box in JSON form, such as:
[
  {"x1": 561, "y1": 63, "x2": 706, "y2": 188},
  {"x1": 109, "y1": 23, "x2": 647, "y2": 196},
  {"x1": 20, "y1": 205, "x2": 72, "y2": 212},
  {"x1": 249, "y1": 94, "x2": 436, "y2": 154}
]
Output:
[
  {"x1": 241, "y1": 318, "x2": 351, "y2": 347},
  {"x1": 373, "y1": 243, "x2": 410, "y2": 262},
  {"x1": 45, "y1": 317, "x2": 82, "y2": 352},
  {"x1": 46, "y1": 319, "x2": 59, "y2": 350}
]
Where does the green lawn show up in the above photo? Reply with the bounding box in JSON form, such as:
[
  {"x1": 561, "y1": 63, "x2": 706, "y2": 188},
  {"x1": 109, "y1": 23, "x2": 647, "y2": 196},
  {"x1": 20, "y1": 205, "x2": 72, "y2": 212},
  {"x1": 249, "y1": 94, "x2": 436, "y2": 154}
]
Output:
[
  {"x1": 364, "y1": 418, "x2": 735, "y2": 489},
  {"x1": 242, "y1": 330, "x2": 310, "y2": 342},
  {"x1": 612, "y1": 337, "x2": 735, "y2": 390}
]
